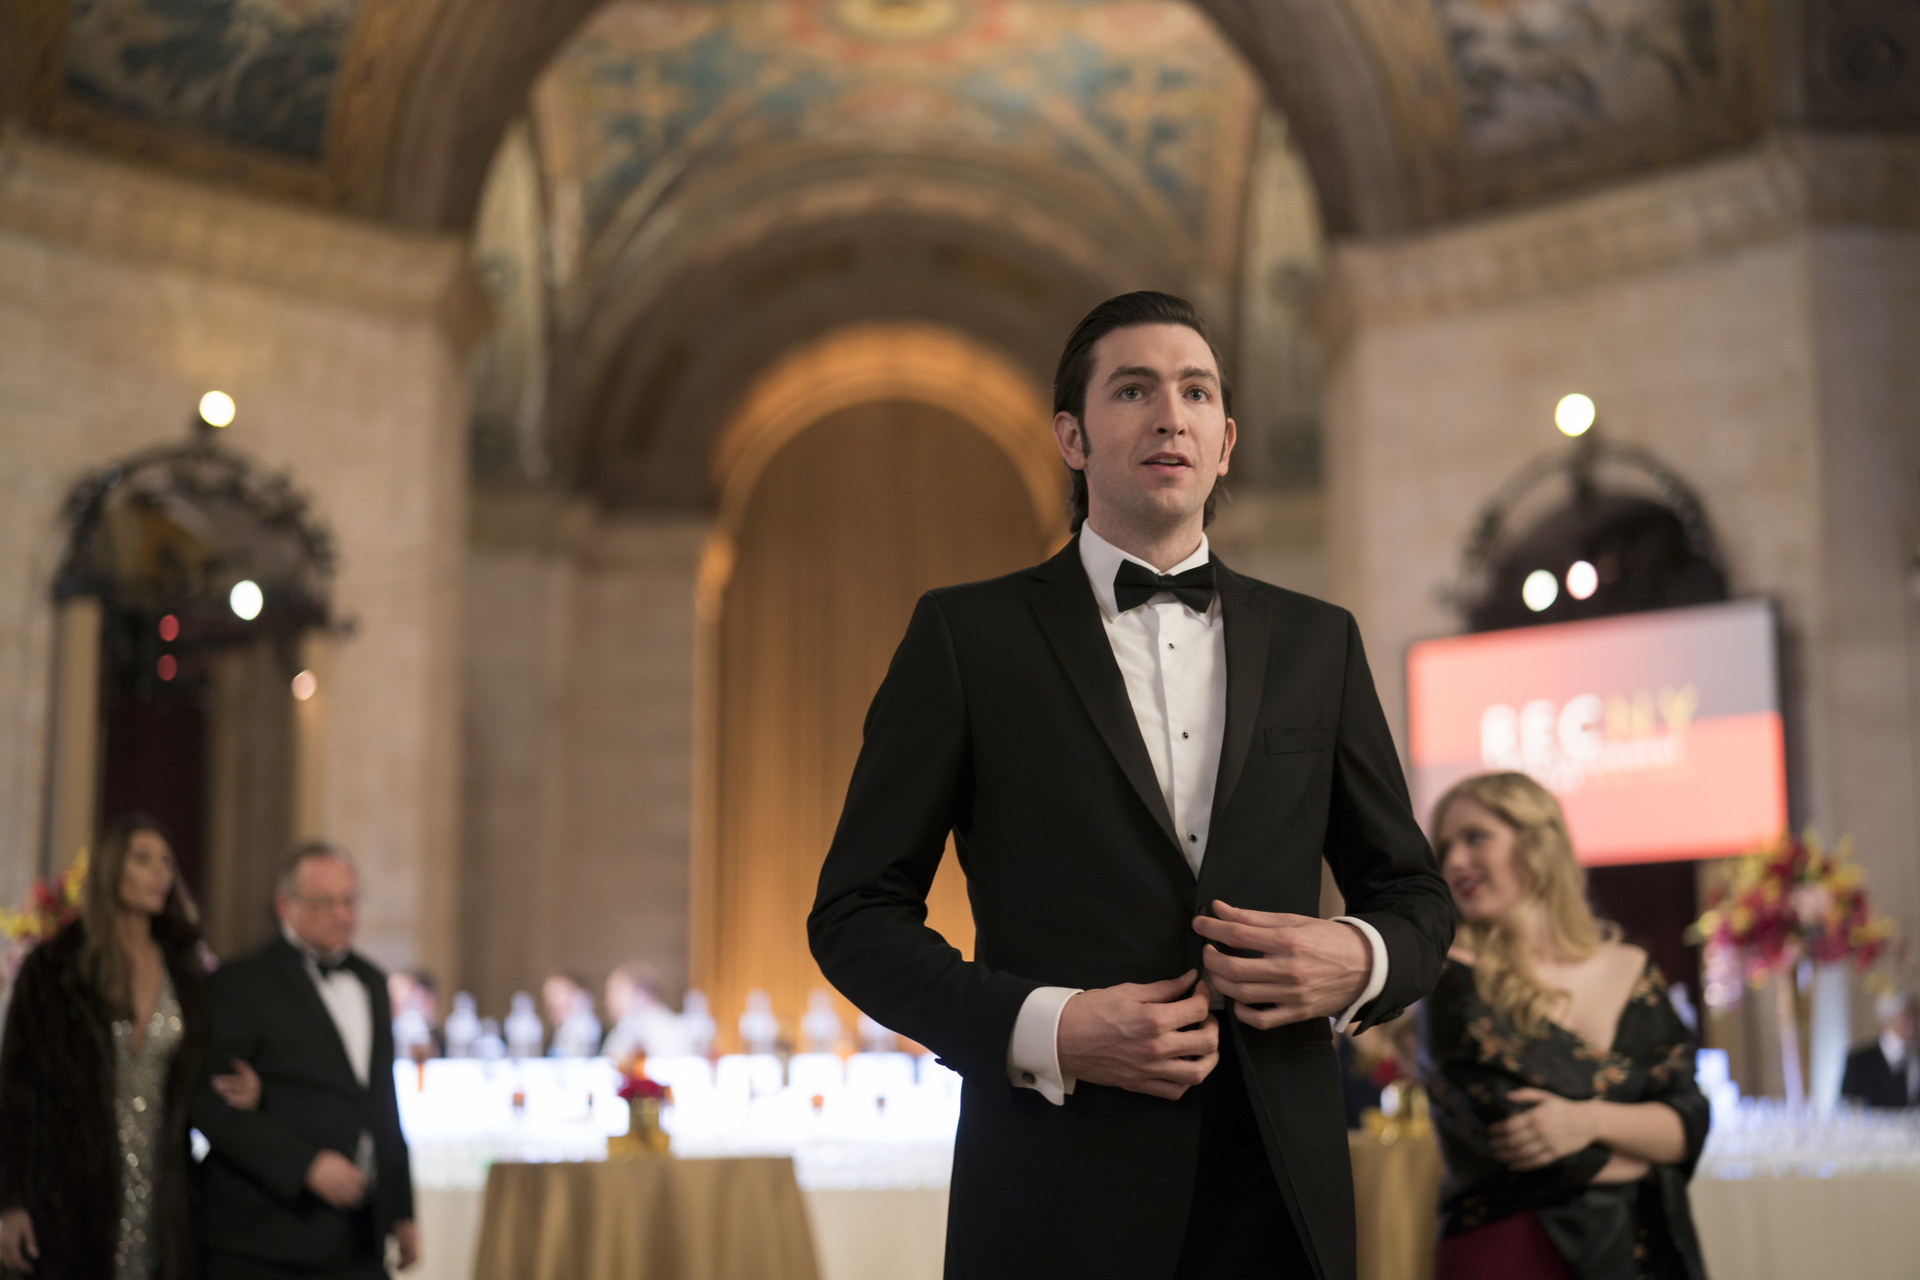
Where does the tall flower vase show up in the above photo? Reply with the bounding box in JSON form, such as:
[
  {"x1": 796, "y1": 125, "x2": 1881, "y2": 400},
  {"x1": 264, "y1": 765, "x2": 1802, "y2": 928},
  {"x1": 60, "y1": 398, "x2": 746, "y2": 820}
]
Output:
[
  {"x1": 1773, "y1": 971, "x2": 1805, "y2": 1108},
  {"x1": 1808, "y1": 962, "x2": 1851, "y2": 1110}
]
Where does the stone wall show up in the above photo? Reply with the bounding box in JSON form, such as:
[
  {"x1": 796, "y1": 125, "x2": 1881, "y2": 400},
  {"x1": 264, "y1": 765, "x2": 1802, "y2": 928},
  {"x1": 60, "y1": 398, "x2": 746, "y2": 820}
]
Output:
[
  {"x1": 463, "y1": 490, "x2": 703, "y2": 1017},
  {"x1": 0, "y1": 132, "x2": 474, "y2": 977}
]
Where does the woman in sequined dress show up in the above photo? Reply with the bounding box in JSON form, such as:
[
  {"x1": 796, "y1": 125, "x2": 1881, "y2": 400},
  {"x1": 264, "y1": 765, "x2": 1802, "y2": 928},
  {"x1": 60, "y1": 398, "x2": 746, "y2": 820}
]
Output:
[
  {"x1": 0, "y1": 815, "x2": 259, "y2": 1280},
  {"x1": 1417, "y1": 773, "x2": 1711, "y2": 1280}
]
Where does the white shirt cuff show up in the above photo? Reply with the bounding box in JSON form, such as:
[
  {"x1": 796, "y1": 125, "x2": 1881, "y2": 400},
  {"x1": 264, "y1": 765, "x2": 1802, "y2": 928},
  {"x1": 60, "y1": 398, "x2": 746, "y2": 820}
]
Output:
[
  {"x1": 1008, "y1": 985, "x2": 1081, "y2": 1105},
  {"x1": 1330, "y1": 916, "x2": 1389, "y2": 1033}
]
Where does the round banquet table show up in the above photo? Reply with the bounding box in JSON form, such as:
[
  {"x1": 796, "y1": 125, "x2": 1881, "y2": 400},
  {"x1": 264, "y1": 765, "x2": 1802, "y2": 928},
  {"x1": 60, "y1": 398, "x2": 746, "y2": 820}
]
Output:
[{"x1": 469, "y1": 1155, "x2": 820, "y2": 1280}]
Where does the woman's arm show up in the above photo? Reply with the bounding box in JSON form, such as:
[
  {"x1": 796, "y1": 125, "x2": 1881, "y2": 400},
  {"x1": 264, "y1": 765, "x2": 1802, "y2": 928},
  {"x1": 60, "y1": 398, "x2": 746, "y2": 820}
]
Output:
[
  {"x1": 1489, "y1": 1088, "x2": 1685, "y2": 1170},
  {"x1": 1588, "y1": 1097, "x2": 1687, "y2": 1164}
]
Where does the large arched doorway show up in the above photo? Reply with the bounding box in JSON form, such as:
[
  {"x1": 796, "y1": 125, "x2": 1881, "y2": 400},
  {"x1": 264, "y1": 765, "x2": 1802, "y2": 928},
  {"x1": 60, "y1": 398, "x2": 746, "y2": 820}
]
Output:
[{"x1": 693, "y1": 326, "x2": 1065, "y2": 1050}]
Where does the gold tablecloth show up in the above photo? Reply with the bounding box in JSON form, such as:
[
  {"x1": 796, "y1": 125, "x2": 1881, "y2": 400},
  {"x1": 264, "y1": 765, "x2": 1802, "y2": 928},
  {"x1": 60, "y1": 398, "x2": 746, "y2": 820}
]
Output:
[
  {"x1": 471, "y1": 1156, "x2": 821, "y2": 1280},
  {"x1": 1350, "y1": 1130, "x2": 1443, "y2": 1280}
]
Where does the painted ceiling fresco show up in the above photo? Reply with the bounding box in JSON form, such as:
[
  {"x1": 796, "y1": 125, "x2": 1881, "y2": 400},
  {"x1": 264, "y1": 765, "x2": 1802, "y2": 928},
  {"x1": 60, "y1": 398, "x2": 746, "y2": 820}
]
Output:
[
  {"x1": 62, "y1": 0, "x2": 360, "y2": 159},
  {"x1": 1436, "y1": 0, "x2": 1727, "y2": 163},
  {"x1": 533, "y1": 0, "x2": 1258, "y2": 252}
]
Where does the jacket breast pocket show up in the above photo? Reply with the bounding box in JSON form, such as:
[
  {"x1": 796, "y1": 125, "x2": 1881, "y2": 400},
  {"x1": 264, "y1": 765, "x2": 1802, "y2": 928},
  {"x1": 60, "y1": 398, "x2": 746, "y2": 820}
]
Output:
[{"x1": 1262, "y1": 725, "x2": 1334, "y2": 756}]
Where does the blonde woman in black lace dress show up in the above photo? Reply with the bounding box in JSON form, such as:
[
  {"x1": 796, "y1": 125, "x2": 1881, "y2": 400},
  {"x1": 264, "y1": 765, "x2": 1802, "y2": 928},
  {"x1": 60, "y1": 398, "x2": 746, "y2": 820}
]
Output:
[
  {"x1": 0, "y1": 816, "x2": 258, "y2": 1280},
  {"x1": 1418, "y1": 773, "x2": 1711, "y2": 1280}
]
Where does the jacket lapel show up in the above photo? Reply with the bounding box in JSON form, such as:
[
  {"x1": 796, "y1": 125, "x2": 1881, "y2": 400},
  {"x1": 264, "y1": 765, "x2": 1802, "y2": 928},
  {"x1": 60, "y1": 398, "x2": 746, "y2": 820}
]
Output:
[
  {"x1": 1028, "y1": 539, "x2": 1185, "y2": 857},
  {"x1": 1208, "y1": 559, "x2": 1270, "y2": 836},
  {"x1": 273, "y1": 936, "x2": 365, "y2": 1090}
]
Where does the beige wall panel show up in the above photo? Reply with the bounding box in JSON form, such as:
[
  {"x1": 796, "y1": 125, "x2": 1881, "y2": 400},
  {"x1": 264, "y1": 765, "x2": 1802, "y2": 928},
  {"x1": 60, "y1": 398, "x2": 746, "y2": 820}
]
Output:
[
  {"x1": 0, "y1": 149, "x2": 469, "y2": 977},
  {"x1": 461, "y1": 508, "x2": 705, "y2": 1019}
]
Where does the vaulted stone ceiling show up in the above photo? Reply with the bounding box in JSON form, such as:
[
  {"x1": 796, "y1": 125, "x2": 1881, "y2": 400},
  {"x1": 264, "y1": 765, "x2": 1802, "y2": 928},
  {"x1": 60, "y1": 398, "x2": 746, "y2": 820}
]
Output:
[{"x1": 14, "y1": 0, "x2": 1912, "y2": 237}]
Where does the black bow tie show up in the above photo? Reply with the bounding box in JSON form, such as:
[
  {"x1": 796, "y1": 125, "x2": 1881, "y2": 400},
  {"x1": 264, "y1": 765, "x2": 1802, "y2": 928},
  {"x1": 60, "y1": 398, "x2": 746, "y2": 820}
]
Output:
[
  {"x1": 313, "y1": 954, "x2": 350, "y2": 978},
  {"x1": 1113, "y1": 558, "x2": 1216, "y2": 613}
]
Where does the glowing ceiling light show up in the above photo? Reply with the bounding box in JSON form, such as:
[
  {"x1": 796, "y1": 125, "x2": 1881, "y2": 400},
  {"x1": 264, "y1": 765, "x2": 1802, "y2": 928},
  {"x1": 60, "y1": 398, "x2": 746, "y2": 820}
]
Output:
[
  {"x1": 1522, "y1": 569, "x2": 1559, "y2": 612},
  {"x1": 1566, "y1": 560, "x2": 1599, "y2": 600},
  {"x1": 1555, "y1": 393, "x2": 1595, "y2": 437},
  {"x1": 291, "y1": 669, "x2": 318, "y2": 702},
  {"x1": 199, "y1": 391, "x2": 236, "y2": 428},
  {"x1": 229, "y1": 579, "x2": 264, "y2": 620}
]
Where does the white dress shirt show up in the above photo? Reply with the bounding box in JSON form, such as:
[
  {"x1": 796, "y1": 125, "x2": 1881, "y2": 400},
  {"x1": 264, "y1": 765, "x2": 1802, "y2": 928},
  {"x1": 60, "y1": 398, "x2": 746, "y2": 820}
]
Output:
[
  {"x1": 1006, "y1": 523, "x2": 1388, "y2": 1103},
  {"x1": 282, "y1": 923, "x2": 378, "y2": 1181}
]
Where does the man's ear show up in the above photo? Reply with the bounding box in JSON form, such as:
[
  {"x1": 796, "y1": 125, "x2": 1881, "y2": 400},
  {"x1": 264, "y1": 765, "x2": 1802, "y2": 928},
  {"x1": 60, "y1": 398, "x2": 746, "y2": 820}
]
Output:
[
  {"x1": 1052, "y1": 410, "x2": 1087, "y2": 468},
  {"x1": 1217, "y1": 416, "x2": 1237, "y2": 476}
]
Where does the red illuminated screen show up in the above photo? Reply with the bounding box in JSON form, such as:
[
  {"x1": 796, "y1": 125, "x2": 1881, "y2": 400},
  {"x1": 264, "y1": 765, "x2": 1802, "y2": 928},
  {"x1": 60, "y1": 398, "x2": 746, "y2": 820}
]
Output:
[{"x1": 1407, "y1": 600, "x2": 1786, "y2": 866}]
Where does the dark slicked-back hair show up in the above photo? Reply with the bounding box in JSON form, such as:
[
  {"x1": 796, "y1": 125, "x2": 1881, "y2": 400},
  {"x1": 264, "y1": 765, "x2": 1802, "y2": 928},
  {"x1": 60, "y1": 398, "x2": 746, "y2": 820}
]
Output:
[{"x1": 1052, "y1": 290, "x2": 1233, "y2": 532}]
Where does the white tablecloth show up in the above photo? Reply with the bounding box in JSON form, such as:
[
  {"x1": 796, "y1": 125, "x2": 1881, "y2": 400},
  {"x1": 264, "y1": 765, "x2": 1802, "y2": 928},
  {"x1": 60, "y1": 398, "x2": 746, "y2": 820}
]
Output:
[{"x1": 1690, "y1": 1172, "x2": 1920, "y2": 1280}]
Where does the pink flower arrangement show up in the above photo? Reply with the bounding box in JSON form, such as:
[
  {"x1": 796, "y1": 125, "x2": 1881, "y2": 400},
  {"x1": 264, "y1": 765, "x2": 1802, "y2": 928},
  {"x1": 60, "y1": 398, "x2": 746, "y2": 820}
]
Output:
[{"x1": 1691, "y1": 830, "x2": 1893, "y2": 1009}]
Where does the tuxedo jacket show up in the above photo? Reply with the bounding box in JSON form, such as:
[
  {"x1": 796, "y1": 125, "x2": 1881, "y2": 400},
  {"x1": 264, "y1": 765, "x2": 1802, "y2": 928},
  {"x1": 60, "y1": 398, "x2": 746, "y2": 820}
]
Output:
[
  {"x1": 190, "y1": 937, "x2": 414, "y2": 1267},
  {"x1": 809, "y1": 539, "x2": 1454, "y2": 1280},
  {"x1": 1840, "y1": 1043, "x2": 1914, "y2": 1109}
]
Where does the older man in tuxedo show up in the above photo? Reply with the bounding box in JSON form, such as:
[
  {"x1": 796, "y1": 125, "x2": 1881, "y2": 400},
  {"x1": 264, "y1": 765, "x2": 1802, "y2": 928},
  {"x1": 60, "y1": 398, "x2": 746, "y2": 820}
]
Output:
[
  {"x1": 192, "y1": 844, "x2": 417, "y2": 1280},
  {"x1": 810, "y1": 291, "x2": 1453, "y2": 1279}
]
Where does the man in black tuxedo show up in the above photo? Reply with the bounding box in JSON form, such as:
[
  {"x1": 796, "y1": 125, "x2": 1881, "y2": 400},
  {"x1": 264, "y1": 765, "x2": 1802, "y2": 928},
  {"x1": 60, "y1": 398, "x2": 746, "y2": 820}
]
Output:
[
  {"x1": 810, "y1": 291, "x2": 1453, "y2": 1279},
  {"x1": 1841, "y1": 992, "x2": 1918, "y2": 1109},
  {"x1": 193, "y1": 844, "x2": 417, "y2": 1280}
]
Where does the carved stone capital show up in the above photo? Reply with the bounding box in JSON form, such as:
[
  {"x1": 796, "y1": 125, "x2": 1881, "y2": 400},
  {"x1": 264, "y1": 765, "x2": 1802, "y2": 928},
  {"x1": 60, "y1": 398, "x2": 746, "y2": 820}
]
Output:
[{"x1": 1320, "y1": 133, "x2": 1920, "y2": 334}]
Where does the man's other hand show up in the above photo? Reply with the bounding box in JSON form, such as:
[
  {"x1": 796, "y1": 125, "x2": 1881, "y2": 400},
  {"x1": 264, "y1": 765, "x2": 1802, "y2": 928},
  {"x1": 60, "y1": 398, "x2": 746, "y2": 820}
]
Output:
[
  {"x1": 392, "y1": 1219, "x2": 420, "y2": 1270},
  {"x1": 304, "y1": 1150, "x2": 368, "y2": 1209},
  {"x1": 1195, "y1": 901, "x2": 1369, "y2": 1029},
  {"x1": 1057, "y1": 970, "x2": 1219, "y2": 1100}
]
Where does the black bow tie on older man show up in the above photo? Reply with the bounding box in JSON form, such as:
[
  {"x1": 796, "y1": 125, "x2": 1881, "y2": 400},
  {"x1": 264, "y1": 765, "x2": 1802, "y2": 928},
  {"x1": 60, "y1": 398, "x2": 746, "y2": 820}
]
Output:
[{"x1": 1113, "y1": 557, "x2": 1216, "y2": 613}]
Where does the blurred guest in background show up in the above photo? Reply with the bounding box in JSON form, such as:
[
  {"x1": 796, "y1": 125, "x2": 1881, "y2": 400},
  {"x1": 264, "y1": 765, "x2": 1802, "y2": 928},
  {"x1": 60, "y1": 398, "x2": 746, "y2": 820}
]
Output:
[
  {"x1": 192, "y1": 843, "x2": 417, "y2": 1279},
  {"x1": 1419, "y1": 773, "x2": 1709, "y2": 1280},
  {"x1": 0, "y1": 815, "x2": 258, "y2": 1280},
  {"x1": 601, "y1": 964, "x2": 687, "y2": 1062},
  {"x1": 1841, "y1": 991, "x2": 1918, "y2": 1109},
  {"x1": 542, "y1": 973, "x2": 601, "y2": 1058},
  {"x1": 388, "y1": 971, "x2": 441, "y2": 1060}
]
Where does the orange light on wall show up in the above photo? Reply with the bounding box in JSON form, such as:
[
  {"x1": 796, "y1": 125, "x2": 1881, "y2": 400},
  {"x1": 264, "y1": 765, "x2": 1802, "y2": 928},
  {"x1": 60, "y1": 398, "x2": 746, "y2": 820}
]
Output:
[{"x1": 291, "y1": 669, "x2": 318, "y2": 701}]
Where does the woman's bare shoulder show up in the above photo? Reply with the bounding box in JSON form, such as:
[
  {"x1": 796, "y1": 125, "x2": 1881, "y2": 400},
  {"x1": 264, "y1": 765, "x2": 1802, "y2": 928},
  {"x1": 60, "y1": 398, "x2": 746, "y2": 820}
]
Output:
[{"x1": 1447, "y1": 945, "x2": 1478, "y2": 965}]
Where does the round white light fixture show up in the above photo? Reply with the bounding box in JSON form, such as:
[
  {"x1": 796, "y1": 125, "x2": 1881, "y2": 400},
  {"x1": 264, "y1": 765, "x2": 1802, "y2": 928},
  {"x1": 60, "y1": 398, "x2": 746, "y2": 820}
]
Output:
[
  {"x1": 229, "y1": 579, "x2": 264, "y2": 620},
  {"x1": 291, "y1": 669, "x2": 318, "y2": 701},
  {"x1": 1555, "y1": 393, "x2": 1595, "y2": 437},
  {"x1": 1566, "y1": 560, "x2": 1599, "y2": 600},
  {"x1": 1522, "y1": 569, "x2": 1559, "y2": 612},
  {"x1": 199, "y1": 391, "x2": 236, "y2": 428}
]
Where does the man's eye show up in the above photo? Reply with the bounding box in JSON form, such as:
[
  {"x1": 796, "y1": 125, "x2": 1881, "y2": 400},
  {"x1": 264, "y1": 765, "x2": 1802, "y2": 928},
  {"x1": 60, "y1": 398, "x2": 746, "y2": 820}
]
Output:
[
  {"x1": 1119, "y1": 386, "x2": 1141, "y2": 400},
  {"x1": 1185, "y1": 387, "x2": 1208, "y2": 400}
]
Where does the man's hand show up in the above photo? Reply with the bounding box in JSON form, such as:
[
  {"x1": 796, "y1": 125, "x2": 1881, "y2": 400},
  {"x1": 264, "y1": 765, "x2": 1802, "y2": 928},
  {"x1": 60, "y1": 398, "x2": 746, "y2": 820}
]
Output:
[
  {"x1": 0, "y1": 1208, "x2": 38, "y2": 1273},
  {"x1": 392, "y1": 1219, "x2": 420, "y2": 1270},
  {"x1": 1194, "y1": 901, "x2": 1369, "y2": 1029},
  {"x1": 1490, "y1": 1088, "x2": 1599, "y2": 1170},
  {"x1": 210, "y1": 1058, "x2": 262, "y2": 1110},
  {"x1": 1057, "y1": 970, "x2": 1218, "y2": 1101},
  {"x1": 304, "y1": 1150, "x2": 368, "y2": 1209}
]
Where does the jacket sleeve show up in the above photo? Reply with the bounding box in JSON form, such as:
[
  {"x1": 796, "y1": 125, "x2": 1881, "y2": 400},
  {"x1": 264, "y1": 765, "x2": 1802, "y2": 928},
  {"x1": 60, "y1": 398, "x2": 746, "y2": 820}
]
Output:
[
  {"x1": 808, "y1": 593, "x2": 1039, "y2": 1096},
  {"x1": 0, "y1": 949, "x2": 53, "y2": 1213},
  {"x1": 1323, "y1": 611, "x2": 1456, "y2": 1031},
  {"x1": 369, "y1": 978, "x2": 415, "y2": 1224},
  {"x1": 189, "y1": 969, "x2": 321, "y2": 1204}
]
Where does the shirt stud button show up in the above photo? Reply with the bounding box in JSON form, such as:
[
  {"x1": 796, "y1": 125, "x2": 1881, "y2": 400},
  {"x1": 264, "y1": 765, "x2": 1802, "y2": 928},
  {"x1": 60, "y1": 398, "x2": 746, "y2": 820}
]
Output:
[
  {"x1": 1188, "y1": 833, "x2": 1199, "y2": 844},
  {"x1": 1167, "y1": 642, "x2": 1175, "y2": 650},
  {"x1": 1022, "y1": 1072, "x2": 1036, "y2": 1084},
  {"x1": 1181, "y1": 731, "x2": 1189, "y2": 739}
]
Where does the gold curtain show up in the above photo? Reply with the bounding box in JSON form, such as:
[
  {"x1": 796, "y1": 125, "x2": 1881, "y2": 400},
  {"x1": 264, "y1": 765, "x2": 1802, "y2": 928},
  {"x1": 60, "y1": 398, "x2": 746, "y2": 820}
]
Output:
[{"x1": 706, "y1": 400, "x2": 1050, "y2": 1051}]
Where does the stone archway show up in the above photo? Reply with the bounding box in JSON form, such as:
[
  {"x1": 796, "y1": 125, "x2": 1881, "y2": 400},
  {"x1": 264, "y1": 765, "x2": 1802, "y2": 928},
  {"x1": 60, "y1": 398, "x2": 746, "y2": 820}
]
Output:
[{"x1": 690, "y1": 323, "x2": 1064, "y2": 1049}]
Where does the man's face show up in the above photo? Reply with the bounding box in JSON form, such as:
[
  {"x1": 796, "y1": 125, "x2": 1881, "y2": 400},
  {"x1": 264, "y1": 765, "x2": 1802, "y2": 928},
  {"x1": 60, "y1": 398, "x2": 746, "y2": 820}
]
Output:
[
  {"x1": 1053, "y1": 323, "x2": 1235, "y2": 545},
  {"x1": 276, "y1": 855, "x2": 359, "y2": 957}
]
